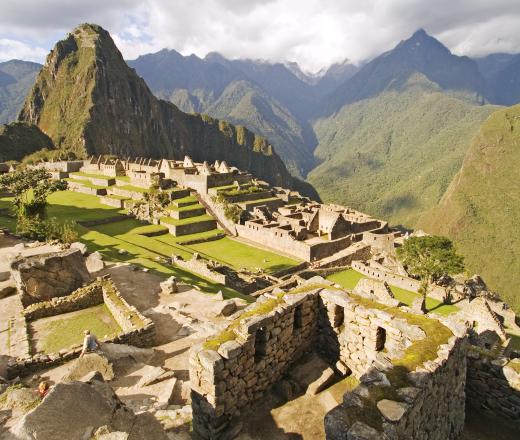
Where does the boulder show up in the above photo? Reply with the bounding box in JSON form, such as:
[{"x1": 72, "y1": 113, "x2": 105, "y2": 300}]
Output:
[
  {"x1": 12, "y1": 380, "x2": 167, "y2": 440},
  {"x1": 62, "y1": 353, "x2": 114, "y2": 382},
  {"x1": 306, "y1": 367, "x2": 337, "y2": 395},
  {"x1": 137, "y1": 366, "x2": 175, "y2": 387},
  {"x1": 376, "y1": 399, "x2": 408, "y2": 422},
  {"x1": 86, "y1": 251, "x2": 105, "y2": 273},
  {"x1": 10, "y1": 248, "x2": 91, "y2": 307},
  {"x1": 215, "y1": 299, "x2": 237, "y2": 317},
  {"x1": 159, "y1": 276, "x2": 178, "y2": 294},
  {"x1": 70, "y1": 242, "x2": 88, "y2": 255}
]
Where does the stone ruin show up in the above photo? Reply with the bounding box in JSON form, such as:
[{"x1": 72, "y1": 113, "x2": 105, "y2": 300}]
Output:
[
  {"x1": 189, "y1": 279, "x2": 476, "y2": 439},
  {"x1": 10, "y1": 248, "x2": 90, "y2": 307}
]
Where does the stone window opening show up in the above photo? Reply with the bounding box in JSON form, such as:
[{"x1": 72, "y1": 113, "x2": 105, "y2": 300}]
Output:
[
  {"x1": 293, "y1": 304, "x2": 303, "y2": 333},
  {"x1": 333, "y1": 305, "x2": 344, "y2": 328},
  {"x1": 254, "y1": 326, "x2": 268, "y2": 362},
  {"x1": 375, "y1": 327, "x2": 386, "y2": 351}
]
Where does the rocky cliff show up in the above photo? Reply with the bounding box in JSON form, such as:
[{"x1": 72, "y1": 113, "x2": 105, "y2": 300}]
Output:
[{"x1": 18, "y1": 24, "x2": 295, "y2": 188}]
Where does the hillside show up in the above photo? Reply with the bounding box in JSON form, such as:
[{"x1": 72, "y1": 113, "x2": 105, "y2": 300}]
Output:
[
  {"x1": 420, "y1": 104, "x2": 520, "y2": 311},
  {"x1": 17, "y1": 24, "x2": 298, "y2": 189},
  {"x1": 0, "y1": 122, "x2": 54, "y2": 162},
  {"x1": 128, "y1": 51, "x2": 318, "y2": 177},
  {"x1": 308, "y1": 75, "x2": 498, "y2": 225},
  {"x1": 0, "y1": 60, "x2": 42, "y2": 124}
]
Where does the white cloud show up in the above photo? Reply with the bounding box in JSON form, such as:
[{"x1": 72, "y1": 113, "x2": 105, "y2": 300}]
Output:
[
  {"x1": 0, "y1": 38, "x2": 48, "y2": 63},
  {"x1": 1, "y1": 0, "x2": 520, "y2": 71}
]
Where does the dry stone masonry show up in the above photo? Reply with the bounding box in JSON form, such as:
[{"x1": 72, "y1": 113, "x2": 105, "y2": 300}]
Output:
[{"x1": 189, "y1": 281, "x2": 468, "y2": 439}]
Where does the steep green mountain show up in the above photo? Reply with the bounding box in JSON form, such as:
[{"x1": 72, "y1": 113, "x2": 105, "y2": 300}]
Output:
[
  {"x1": 0, "y1": 60, "x2": 42, "y2": 124},
  {"x1": 128, "y1": 51, "x2": 317, "y2": 177},
  {"x1": 323, "y1": 29, "x2": 487, "y2": 115},
  {"x1": 420, "y1": 104, "x2": 520, "y2": 311},
  {"x1": 17, "y1": 24, "x2": 299, "y2": 189},
  {"x1": 0, "y1": 122, "x2": 54, "y2": 162},
  {"x1": 308, "y1": 74, "x2": 498, "y2": 225}
]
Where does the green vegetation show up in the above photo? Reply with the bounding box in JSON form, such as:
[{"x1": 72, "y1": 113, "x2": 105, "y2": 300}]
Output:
[
  {"x1": 421, "y1": 104, "x2": 520, "y2": 313},
  {"x1": 186, "y1": 236, "x2": 301, "y2": 274},
  {"x1": 397, "y1": 235, "x2": 464, "y2": 311},
  {"x1": 160, "y1": 214, "x2": 214, "y2": 226},
  {"x1": 0, "y1": 122, "x2": 55, "y2": 162},
  {"x1": 309, "y1": 76, "x2": 498, "y2": 226},
  {"x1": 326, "y1": 269, "x2": 459, "y2": 316},
  {"x1": 34, "y1": 304, "x2": 121, "y2": 354}
]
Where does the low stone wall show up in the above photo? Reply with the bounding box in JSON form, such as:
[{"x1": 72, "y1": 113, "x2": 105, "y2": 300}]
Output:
[
  {"x1": 173, "y1": 255, "x2": 227, "y2": 285},
  {"x1": 325, "y1": 335, "x2": 467, "y2": 440},
  {"x1": 198, "y1": 192, "x2": 237, "y2": 235},
  {"x1": 102, "y1": 279, "x2": 155, "y2": 347},
  {"x1": 466, "y1": 349, "x2": 520, "y2": 421},
  {"x1": 352, "y1": 261, "x2": 420, "y2": 292},
  {"x1": 77, "y1": 215, "x2": 129, "y2": 227},
  {"x1": 170, "y1": 206, "x2": 206, "y2": 220},
  {"x1": 100, "y1": 196, "x2": 126, "y2": 208},
  {"x1": 6, "y1": 277, "x2": 156, "y2": 379},
  {"x1": 163, "y1": 219, "x2": 217, "y2": 236},
  {"x1": 68, "y1": 181, "x2": 107, "y2": 196},
  {"x1": 23, "y1": 282, "x2": 104, "y2": 321},
  {"x1": 108, "y1": 186, "x2": 146, "y2": 200},
  {"x1": 178, "y1": 232, "x2": 226, "y2": 245},
  {"x1": 190, "y1": 289, "x2": 320, "y2": 439}
]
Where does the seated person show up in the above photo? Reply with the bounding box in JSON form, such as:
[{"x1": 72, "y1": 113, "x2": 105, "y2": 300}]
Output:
[{"x1": 80, "y1": 329, "x2": 99, "y2": 357}]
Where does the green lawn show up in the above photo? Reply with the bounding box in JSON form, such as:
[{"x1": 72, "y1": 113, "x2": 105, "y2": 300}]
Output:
[
  {"x1": 168, "y1": 203, "x2": 205, "y2": 212},
  {"x1": 33, "y1": 304, "x2": 121, "y2": 354},
  {"x1": 160, "y1": 214, "x2": 214, "y2": 226},
  {"x1": 155, "y1": 229, "x2": 224, "y2": 244},
  {"x1": 70, "y1": 171, "x2": 115, "y2": 180},
  {"x1": 185, "y1": 236, "x2": 301, "y2": 274},
  {"x1": 65, "y1": 178, "x2": 109, "y2": 190},
  {"x1": 326, "y1": 269, "x2": 459, "y2": 316},
  {"x1": 47, "y1": 191, "x2": 125, "y2": 221},
  {"x1": 115, "y1": 184, "x2": 149, "y2": 193}
]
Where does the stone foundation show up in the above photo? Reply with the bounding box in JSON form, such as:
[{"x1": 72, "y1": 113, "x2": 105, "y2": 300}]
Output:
[{"x1": 466, "y1": 349, "x2": 520, "y2": 421}]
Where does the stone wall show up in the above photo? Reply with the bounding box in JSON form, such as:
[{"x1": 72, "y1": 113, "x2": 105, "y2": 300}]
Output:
[
  {"x1": 317, "y1": 289, "x2": 425, "y2": 377},
  {"x1": 23, "y1": 282, "x2": 104, "y2": 321},
  {"x1": 102, "y1": 279, "x2": 155, "y2": 347},
  {"x1": 100, "y1": 196, "x2": 126, "y2": 208},
  {"x1": 162, "y1": 218, "x2": 217, "y2": 236},
  {"x1": 466, "y1": 349, "x2": 520, "y2": 422},
  {"x1": 108, "y1": 186, "x2": 146, "y2": 200},
  {"x1": 190, "y1": 289, "x2": 321, "y2": 439},
  {"x1": 68, "y1": 181, "x2": 107, "y2": 196},
  {"x1": 190, "y1": 282, "x2": 469, "y2": 440},
  {"x1": 352, "y1": 261, "x2": 420, "y2": 292},
  {"x1": 10, "y1": 248, "x2": 91, "y2": 307},
  {"x1": 236, "y1": 223, "x2": 355, "y2": 262},
  {"x1": 325, "y1": 335, "x2": 467, "y2": 440},
  {"x1": 173, "y1": 255, "x2": 227, "y2": 285}
]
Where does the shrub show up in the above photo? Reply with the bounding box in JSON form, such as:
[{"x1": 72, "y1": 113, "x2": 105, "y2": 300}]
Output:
[{"x1": 17, "y1": 217, "x2": 78, "y2": 243}]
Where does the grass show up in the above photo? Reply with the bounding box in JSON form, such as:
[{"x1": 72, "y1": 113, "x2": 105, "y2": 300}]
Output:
[
  {"x1": 160, "y1": 214, "x2": 214, "y2": 226},
  {"x1": 185, "y1": 237, "x2": 301, "y2": 274},
  {"x1": 70, "y1": 171, "x2": 115, "y2": 180},
  {"x1": 155, "y1": 229, "x2": 224, "y2": 244},
  {"x1": 114, "y1": 184, "x2": 149, "y2": 193},
  {"x1": 326, "y1": 269, "x2": 459, "y2": 316},
  {"x1": 168, "y1": 203, "x2": 205, "y2": 212},
  {"x1": 65, "y1": 178, "x2": 109, "y2": 190},
  {"x1": 33, "y1": 304, "x2": 121, "y2": 354}
]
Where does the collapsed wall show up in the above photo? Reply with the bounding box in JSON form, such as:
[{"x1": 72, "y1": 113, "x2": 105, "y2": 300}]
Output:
[{"x1": 189, "y1": 284, "x2": 467, "y2": 439}]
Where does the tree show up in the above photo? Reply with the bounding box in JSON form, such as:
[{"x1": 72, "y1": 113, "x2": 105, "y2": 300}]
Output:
[
  {"x1": 397, "y1": 235, "x2": 464, "y2": 311},
  {"x1": 0, "y1": 168, "x2": 67, "y2": 219}
]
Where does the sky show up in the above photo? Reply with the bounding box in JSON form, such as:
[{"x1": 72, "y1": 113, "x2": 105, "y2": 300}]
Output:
[{"x1": 1, "y1": 0, "x2": 520, "y2": 72}]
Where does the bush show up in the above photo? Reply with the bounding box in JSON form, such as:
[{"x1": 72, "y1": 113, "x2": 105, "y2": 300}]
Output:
[{"x1": 17, "y1": 217, "x2": 78, "y2": 243}]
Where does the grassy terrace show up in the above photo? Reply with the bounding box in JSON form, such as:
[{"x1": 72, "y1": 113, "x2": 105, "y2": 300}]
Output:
[
  {"x1": 239, "y1": 197, "x2": 281, "y2": 206},
  {"x1": 160, "y1": 214, "x2": 214, "y2": 226},
  {"x1": 32, "y1": 304, "x2": 121, "y2": 354},
  {"x1": 168, "y1": 203, "x2": 205, "y2": 212},
  {"x1": 69, "y1": 171, "x2": 116, "y2": 180},
  {"x1": 185, "y1": 236, "x2": 300, "y2": 274},
  {"x1": 65, "y1": 178, "x2": 108, "y2": 190},
  {"x1": 113, "y1": 184, "x2": 149, "y2": 193},
  {"x1": 326, "y1": 269, "x2": 459, "y2": 316}
]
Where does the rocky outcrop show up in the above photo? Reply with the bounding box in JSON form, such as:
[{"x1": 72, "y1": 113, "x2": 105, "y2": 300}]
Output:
[
  {"x1": 18, "y1": 23, "x2": 297, "y2": 188},
  {"x1": 10, "y1": 248, "x2": 90, "y2": 307},
  {"x1": 12, "y1": 379, "x2": 168, "y2": 440}
]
